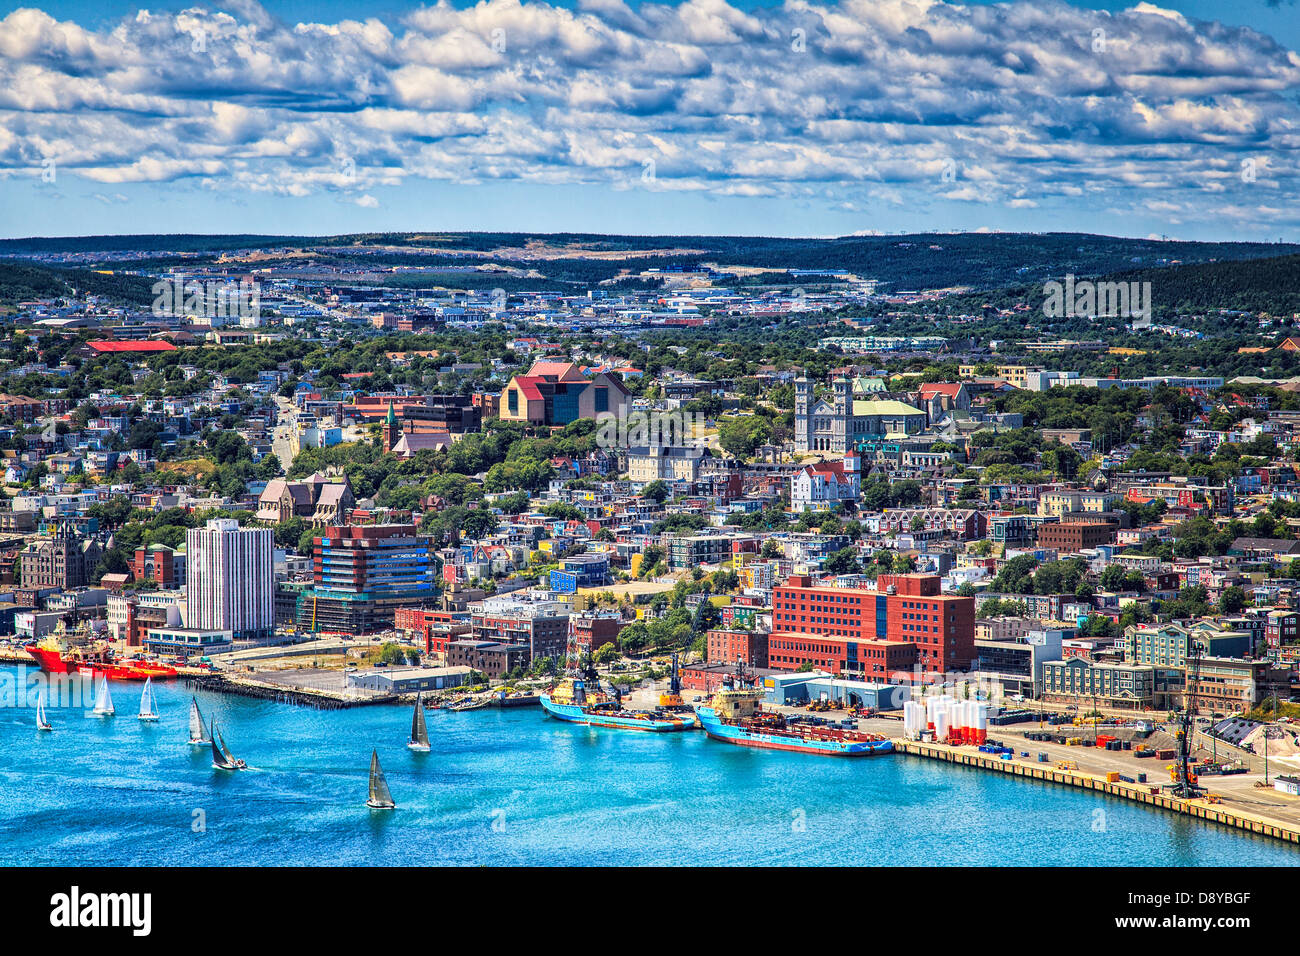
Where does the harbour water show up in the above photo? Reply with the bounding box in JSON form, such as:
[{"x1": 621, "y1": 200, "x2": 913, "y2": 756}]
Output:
[{"x1": 1, "y1": 667, "x2": 1296, "y2": 866}]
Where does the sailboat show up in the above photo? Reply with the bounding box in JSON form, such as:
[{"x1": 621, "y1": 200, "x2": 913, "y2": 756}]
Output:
[
  {"x1": 407, "y1": 693, "x2": 431, "y2": 752},
  {"x1": 92, "y1": 675, "x2": 115, "y2": 717},
  {"x1": 137, "y1": 677, "x2": 159, "y2": 721},
  {"x1": 188, "y1": 696, "x2": 211, "y2": 745},
  {"x1": 210, "y1": 719, "x2": 246, "y2": 771},
  {"x1": 366, "y1": 749, "x2": 396, "y2": 810},
  {"x1": 36, "y1": 691, "x2": 52, "y2": 731}
]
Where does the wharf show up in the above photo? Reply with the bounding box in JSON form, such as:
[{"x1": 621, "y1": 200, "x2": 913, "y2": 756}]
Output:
[
  {"x1": 185, "y1": 672, "x2": 395, "y2": 710},
  {"x1": 896, "y1": 739, "x2": 1300, "y2": 847}
]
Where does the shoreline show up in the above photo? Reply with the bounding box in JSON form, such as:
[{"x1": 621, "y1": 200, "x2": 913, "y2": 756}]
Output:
[{"x1": 897, "y1": 739, "x2": 1300, "y2": 847}]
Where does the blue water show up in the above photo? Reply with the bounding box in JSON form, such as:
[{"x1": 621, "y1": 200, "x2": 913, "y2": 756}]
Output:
[{"x1": 1, "y1": 666, "x2": 1296, "y2": 866}]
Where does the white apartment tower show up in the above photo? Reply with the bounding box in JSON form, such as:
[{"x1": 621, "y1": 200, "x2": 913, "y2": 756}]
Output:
[{"x1": 186, "y1": 518, "x2": 274, "y2": 641}]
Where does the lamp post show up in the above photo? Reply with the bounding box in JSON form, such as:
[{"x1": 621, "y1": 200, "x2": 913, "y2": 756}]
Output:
[{"x1": 1263, "y1": 726, "x2": 1281, "y2": 784}]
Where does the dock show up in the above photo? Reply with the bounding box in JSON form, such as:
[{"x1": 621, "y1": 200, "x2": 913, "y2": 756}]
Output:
[
  {"x1": 186, "y1": 673, "x2": 396, "y2": 710},
  {"x1": 896, "y1": 739, "x2": 1300, "y2": 846}
]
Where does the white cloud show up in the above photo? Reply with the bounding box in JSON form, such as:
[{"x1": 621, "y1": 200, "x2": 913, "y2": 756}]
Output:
[{"x1": 0, "y1": 0, "x2": 1295, "y2": 228}]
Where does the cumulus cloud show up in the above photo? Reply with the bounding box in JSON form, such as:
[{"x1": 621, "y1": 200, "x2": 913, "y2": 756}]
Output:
[{"x1": 0, "y1": 0, "x2": 1296, "y2": 229}]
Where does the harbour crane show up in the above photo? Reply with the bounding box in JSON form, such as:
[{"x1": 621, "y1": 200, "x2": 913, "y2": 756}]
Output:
[{"x1": 1172, "y1": 639, "x2": 1205, "y2": 799}]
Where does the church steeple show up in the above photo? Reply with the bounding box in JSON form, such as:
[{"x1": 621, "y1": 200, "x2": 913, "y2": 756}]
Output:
[{"x1": 382, "y1": 402, "x2": 398, "y2": 453}]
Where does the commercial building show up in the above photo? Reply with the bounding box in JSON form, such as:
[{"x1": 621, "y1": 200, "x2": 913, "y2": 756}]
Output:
[
  {"x1": 1041, "y1": 658, "x2": 1173, "y2": 710},
  {"x1": 18, "y1": 523, "x2": 101, "y2": 591},
  {"x1": 345, "y1": 665, "x2": 473, "y2": 694},
  {"x1": 297, "y1": 524, "x2": 436, "y2": 634},
  {"x1": 706, "y1": 628, "x2": 770, "y2": 668},
  {"x1": 131, "y1": 544, "x2": 186, "y2": 588},
  {"x1": 1125, "y1": 623, "x2": 1254, "y2": 668},
  {"x1": 499, "y1": 360, "x2": 629, "y2": 426},
  {"x1": 446, "y1": 639, "x2": 530, "y2": 678},
  {"x1": 769, "y1": 573, "x2": 975, "y2": 676},
  {"x1": 568, "y1": 611, "x2": 624, "y2": 657},
  {"x1": 1036, "y1": 519, "x2": 1118, "y2": 552},
  {"x1": 471, "y1": 597, "x2": 570, "y2": 662},
  {"x1": 974, "y1": 628, "x2": 1066, "y2": 696},
  {"x1": 186, "y1": 519, "x2": 274, "y2": 642},
  {"x1": 548, "y1": 554, "x2": 611, "y2": 593},
  {"x1": 1187, "y1": 657, "x2": 1278, "y2": 713}
]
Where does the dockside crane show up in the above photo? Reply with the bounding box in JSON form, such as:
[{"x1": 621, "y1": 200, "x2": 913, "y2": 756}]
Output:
[{"x1": 1172, "y1": 639, "x2": 1205, "y2": 799}]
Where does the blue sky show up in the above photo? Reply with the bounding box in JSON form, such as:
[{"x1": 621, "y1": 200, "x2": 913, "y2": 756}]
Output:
[{"x1": 1, "y1": 0, "x2": 1297, "y2": 241}]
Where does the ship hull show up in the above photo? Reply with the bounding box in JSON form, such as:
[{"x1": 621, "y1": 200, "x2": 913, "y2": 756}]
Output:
[
  {"x1": 697, "y1": 708, "x2": 893, "y2": 756},
  {"x1": 24, "y1": 646, "x2": 178, "y2": 682},
  {"x1": 540, "y1": 695, "x2": 697, "y2": 732}
]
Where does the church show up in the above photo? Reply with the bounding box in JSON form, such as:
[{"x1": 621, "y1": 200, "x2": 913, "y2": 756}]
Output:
[{"x1": 794, "y1": 377, "x2": 927, "y2": 453}]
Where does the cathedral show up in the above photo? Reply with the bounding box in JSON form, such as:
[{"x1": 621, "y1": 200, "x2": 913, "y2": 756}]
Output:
[{"x1": 794, "y1": 377, "x2": 927, "y2": 454}]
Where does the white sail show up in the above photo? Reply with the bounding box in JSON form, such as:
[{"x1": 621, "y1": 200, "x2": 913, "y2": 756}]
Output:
[
  {"x1": 138, "y1": 677, "x2": 159, "y2": 721},
  {"x1": 188, "y1": 697, "x2": 210, "y2": 743},
  {"x1": 92, "y1": 676, "x2": 114, "y2": 716},
  {"x1": 37, "y1": 691, "x2": 51, "y2": 730},
  {"x1": 367, "y1": 750, "x2": 395, "y2": 809}
]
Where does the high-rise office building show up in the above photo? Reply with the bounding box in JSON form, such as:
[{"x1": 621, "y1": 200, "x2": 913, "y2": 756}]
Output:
[
  {"x1": 297, "y1": 524, "x2": 436, "y2": 634},
  {"x1": 186, "y1": 518, "x2": 274, "y2": 641}
]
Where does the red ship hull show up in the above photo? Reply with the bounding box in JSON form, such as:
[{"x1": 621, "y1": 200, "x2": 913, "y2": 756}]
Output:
[{"x1": 25, "y1": 646, "x2": 178, "y2": 681}]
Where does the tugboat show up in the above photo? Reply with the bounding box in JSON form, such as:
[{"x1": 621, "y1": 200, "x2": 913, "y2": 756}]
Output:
[
  {"x1": 25, "y1": 623, "x2": 179, "y2": 682},
  {"x1": 696, "y1": 665, "x2": 893, "y2": 757},
  {"x1": 541, "y1": 673, "x2": 697, "y2": 732}
]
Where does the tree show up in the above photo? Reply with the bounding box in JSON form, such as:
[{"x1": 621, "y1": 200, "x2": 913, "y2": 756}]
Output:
[
  {"x1": 593, "y1": 643, "x2": 620, "y2": 665},
  {"x1": 1099, "y1": 564, "x2": 1128, "y2": 592},
  {"x1": 824, "y1": 547, "x2": 860, "y2": 576},
  {"x1": 692, "y1": 600, "x2": 721, "y2": 633},
  {"x1": 642, "y1": 480, "x2": 670, "y2": 503},
  {"x1": 717, "y1": 416, "x2": 771, "y2": 459},
  {"x1": 460, "y1": 509, "x2": 499, "y2": 540},
  {"x1": 1218, "y1": 585, "x2": 1248, "y2": 614}
]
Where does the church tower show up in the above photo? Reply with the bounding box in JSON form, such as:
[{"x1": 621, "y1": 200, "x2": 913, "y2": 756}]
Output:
[
  {"x1": 832, "y1": 377, "x2": 851, "y2": 452},
  {"x1": 794, "y1": 378, "x2": 812, "y2": 452},
  {"x1": 382, "y1": 402, "x2": 398, "y2": 454}
]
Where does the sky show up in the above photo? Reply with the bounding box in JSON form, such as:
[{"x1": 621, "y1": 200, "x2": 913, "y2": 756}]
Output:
[{"x1": 0, "y1": 0, "x2": 1297, "y2": 241}]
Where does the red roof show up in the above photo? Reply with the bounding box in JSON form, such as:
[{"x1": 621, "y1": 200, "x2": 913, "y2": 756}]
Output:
[
  {"x1": 919, "y1": 383, "x2": 963, "y2": 399},
  {"x1": 87, "y1": 341, "x2": 177, "y2": 353}
]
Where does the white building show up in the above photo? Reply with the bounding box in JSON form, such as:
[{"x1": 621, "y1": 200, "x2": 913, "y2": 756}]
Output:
[
  {"x1": 790, "y1": 453, "x2": 861, "y2": 511},
  {"x1": 186, "y1": 518, "x2": 274, "y2": 641}
]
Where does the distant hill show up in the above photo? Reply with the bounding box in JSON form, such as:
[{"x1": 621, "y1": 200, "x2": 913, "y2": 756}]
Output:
[
  {"x1": 1, "y1": 232, "x2": 1297, "y2": 292},
  {"x1": 1103, "y1": 254, "x2": 1300, "y2": 316},
  {"x1": 0, "y1": 261, "x2": 156, "y2": 308},
  {"x1": 933, "y1": 252, "x2": 1300, "y2": 318}
]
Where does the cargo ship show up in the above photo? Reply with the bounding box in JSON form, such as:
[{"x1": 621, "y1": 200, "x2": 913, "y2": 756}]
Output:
[
  {"x1": 540, "y1": 678, "x2": 697, "y2": 732},
  {"x1": 25, "y1": 632, "x2": 179, "y2": 682},
  {"x1": 696, "y1": 681, "x2": 893, "y2": 756}
]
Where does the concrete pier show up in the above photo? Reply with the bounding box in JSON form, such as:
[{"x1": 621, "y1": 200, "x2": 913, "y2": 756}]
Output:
[{"x1": 896, "y1": 739, "x2": 1300, "y2": 846}]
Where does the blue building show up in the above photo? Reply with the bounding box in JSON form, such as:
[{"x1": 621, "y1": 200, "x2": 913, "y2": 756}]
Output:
[{"x1": 549, "y1": 554, "x2": 611, "y2": 593}]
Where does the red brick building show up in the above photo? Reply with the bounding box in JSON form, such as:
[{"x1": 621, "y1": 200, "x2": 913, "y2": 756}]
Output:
[
  {"x1": 1036, "y1": 519, "x2": 1118, "y2": 552},
  {"x1": 395, "y1": 608, "x2": 470, "y2": 656},
  {"x1": 706, "y1": 628, "x2": 769, "y2": 668},
  {"x1": 568, "y1": 612, "x2": 624, "y2": 656},
  {"x1": 769, "y1": 572, "x2": 975, "y2": 677},
  {"x1": 131, "y1": 544, "x2": 185, "y2": 588}
]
